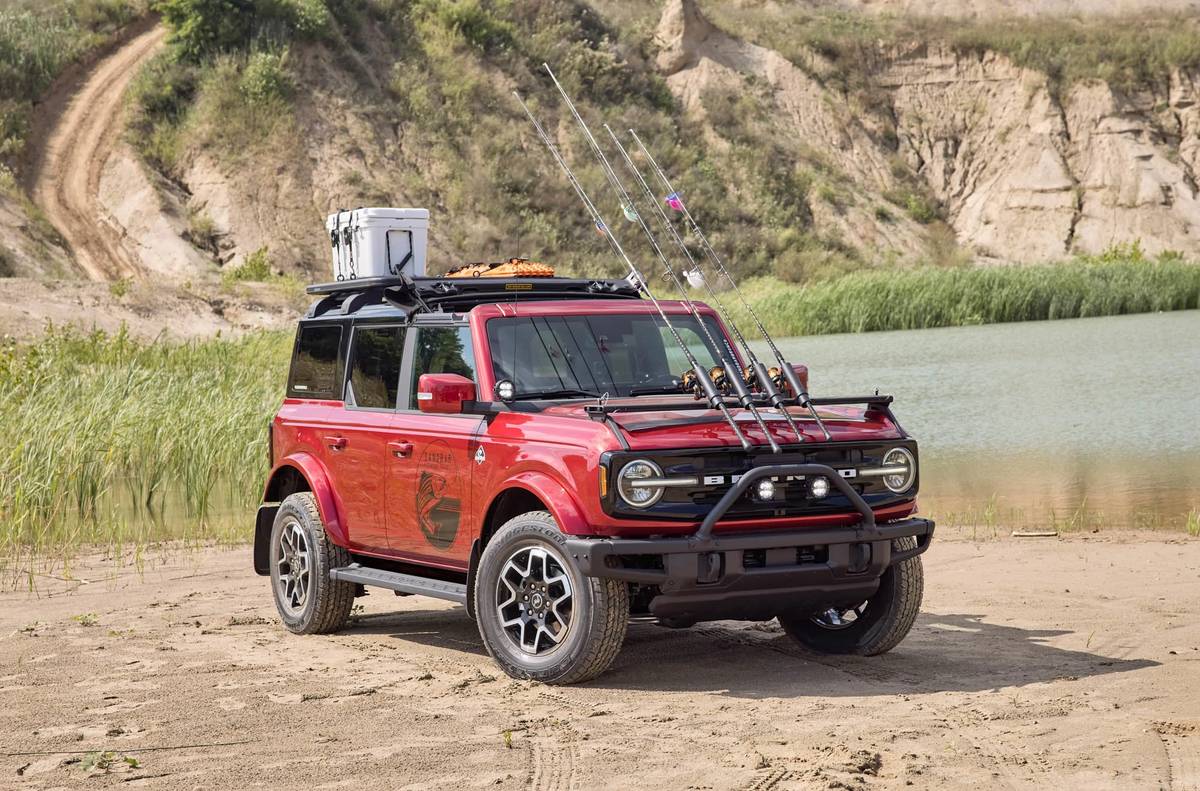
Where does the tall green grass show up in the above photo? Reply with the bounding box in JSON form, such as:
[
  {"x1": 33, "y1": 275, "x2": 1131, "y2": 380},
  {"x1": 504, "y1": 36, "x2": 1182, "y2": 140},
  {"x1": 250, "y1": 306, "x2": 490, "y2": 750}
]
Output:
[
  {"x1": 0, "y1": 326, "x2": 292, "y2": 583},
  {"x1": 731, "y1": 257, "x2": 1200, "y2": 337},
  {"x1": 2, "y1": 256, "x2": 1197, "y2": 580}
]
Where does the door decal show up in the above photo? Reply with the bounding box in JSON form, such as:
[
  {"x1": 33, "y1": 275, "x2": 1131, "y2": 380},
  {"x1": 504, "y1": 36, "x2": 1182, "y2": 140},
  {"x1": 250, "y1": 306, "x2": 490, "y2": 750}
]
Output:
[{"x1": 416, "y1": 439, "x2": 462, "y2": 549}]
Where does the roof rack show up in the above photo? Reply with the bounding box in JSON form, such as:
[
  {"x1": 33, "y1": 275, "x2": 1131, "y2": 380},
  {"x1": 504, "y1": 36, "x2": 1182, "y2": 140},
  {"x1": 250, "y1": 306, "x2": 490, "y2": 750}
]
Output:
[{"x1": 305, "y1": 275, "x2": 641, "y2": 318}]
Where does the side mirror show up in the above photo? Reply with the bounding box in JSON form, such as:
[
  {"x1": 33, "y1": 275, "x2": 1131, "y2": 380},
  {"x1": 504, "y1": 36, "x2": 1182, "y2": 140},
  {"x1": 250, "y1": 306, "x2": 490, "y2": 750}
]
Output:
[
  {"x1": 416, "y1": 373, "x2": 475, "y2": 414},
  {"x1": 791, "y1": 364, "x2": 809, "y2": 393}
]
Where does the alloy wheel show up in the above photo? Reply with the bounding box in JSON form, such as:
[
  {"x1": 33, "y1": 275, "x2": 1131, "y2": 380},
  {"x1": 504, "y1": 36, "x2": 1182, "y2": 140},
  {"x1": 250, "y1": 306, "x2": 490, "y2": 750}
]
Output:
[
  {"x1": 275, "y1": 519, "x2": 311, "y2": 616},
  {"x1": 495, "y1": 544, "x2": 575, "y2": 655}
]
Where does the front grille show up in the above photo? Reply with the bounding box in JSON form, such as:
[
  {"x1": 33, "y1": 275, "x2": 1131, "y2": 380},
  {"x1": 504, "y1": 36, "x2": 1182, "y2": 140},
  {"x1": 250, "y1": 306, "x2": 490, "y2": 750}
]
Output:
[{"x1": 605, "y1": 441, "x2": 917, "y2": 521}]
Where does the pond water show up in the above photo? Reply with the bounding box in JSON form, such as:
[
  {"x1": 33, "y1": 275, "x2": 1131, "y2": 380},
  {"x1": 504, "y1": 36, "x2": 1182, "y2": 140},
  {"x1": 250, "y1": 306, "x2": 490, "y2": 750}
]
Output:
[{"x1": 770, "y1": 310, "x2": 1200, "y2": 531}]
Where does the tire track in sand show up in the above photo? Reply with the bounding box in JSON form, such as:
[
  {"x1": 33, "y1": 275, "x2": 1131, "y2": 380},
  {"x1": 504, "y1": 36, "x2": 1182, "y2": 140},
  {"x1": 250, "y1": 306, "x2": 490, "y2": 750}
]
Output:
[
  {"x1": 30, "y1": 23, "x2": 166, "y2": 281},
  {"x1": 527, "y1": 739, "x2": 579, "y2": 791}
]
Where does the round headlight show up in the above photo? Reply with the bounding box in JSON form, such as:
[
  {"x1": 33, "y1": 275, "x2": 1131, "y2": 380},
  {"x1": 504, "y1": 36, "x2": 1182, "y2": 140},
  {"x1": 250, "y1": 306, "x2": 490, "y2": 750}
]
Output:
[
  {"x1": 617, "y1": 460, "x2": 664, "y2": 508},
  {"x1": 881, "y1": 447, "x2": 916, "y2": 493}
]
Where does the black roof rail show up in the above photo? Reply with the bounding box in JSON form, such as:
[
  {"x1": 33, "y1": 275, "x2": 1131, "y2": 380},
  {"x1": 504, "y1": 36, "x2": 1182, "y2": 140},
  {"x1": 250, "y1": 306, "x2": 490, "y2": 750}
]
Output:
[{"x1": 305, "y1": 275, "x2": 641, "y2": 317}]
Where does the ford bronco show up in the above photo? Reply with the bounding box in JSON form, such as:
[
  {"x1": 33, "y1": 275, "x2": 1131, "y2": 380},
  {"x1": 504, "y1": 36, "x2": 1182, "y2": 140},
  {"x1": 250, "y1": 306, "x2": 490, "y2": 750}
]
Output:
[{"x1": 254, "y1": 273, "x2": 934, "y2": 684}]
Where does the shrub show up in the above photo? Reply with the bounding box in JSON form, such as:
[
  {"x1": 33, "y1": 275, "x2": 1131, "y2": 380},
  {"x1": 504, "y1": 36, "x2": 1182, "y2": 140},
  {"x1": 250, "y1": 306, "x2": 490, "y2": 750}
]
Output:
[
  {"x1": 128, "y1": 51, "x2": 198, "y2": 170},
  {"x1": 239, "y1": 49, "x2": 292, "y2": 101},
  {"x1": 155, "y1": 0, "x2": 329, "y2": 60},
  {"x1": 223, "y1": 246, "x2": 273, "y2": 283},
  {"x1": 424, "y1": 0, "x2": 513, "y2": 53},
  {"x1": 185, "y1": 210, "x2": 220, "y2": 255}
]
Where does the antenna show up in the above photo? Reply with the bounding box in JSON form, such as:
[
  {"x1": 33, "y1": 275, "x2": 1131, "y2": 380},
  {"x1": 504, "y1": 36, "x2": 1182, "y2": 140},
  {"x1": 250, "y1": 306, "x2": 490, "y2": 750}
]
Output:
[
  {"x1": 605, "y1": 124, "x2": 809, "y2": 447},
  {"x1": 513, "y1": 90, "x2": 753, "y2": 451},
  {"x1": 540, "y1": 66, "x2": 780, "y2": 453},
  {"x1": 629, "y1": 129, "x2": 832, "y2": 441}
]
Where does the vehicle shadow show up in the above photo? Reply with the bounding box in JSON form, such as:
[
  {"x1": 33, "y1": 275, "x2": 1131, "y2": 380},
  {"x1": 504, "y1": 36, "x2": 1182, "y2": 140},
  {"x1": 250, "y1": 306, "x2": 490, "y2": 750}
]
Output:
[
  {"x1": 356, "y1": 608, "x2": 1158, "y2": 697},
  {"x1": 351, "y1": 606, "x2": 492, "y2": 657},
  {"x1": 598, "y1": 611, "x2": 1160, "y2": 698}
]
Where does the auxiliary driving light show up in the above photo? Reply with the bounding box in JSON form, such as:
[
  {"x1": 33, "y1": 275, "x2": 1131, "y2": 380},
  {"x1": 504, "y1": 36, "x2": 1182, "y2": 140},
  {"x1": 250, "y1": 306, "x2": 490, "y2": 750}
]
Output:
[
  {"x1": 754, "y1": 478, "x2": 776, "y2": 501},
  {"x1": 495, "y1": 379, "x2": 515, "y2": 401},
  {"x1": 809, "y1": 476, "x2": 830, "y2": 499},
  {"x1": 617, "y1": 460, "x2": 665, "y2": 508}
]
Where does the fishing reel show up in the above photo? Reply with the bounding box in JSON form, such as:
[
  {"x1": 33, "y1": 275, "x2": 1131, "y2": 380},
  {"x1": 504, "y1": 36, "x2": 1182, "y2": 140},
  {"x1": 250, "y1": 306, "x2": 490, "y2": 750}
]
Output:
[
  {"x1": 743, "y1": 365, "x2": 790, "y2": 396},
  {"x1": 680, "y1": 366, "x2": 732, "y2": 399}
]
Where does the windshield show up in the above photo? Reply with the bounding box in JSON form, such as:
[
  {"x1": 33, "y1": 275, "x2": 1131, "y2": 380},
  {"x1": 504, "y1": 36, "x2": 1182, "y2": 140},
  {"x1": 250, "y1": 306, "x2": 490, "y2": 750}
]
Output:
[{"x1": 486, "y1": 313, "x2": 739, "y2": 399}]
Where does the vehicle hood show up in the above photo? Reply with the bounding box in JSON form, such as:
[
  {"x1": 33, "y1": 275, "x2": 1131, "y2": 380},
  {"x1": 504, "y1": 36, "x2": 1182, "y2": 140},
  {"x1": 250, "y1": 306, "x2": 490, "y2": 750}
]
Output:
[{"x1": 540, "y1": 398, "x2": 905, "y2": 450}]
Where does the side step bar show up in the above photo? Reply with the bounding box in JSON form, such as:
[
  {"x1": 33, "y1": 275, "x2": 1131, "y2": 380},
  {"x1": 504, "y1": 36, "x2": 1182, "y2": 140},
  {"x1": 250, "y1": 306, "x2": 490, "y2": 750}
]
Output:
[{"x1": 330, "y1": 564, "x2": 468, "y2": 605}]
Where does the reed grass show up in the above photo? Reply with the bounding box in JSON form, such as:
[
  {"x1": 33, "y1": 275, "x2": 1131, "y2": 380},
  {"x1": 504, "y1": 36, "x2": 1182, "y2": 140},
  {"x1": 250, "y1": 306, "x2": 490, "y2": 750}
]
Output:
[
  {"x1": 0, "y1": 326, "x2": 292, "y2": 584},
  {"x1": 3, "y1": 255, "x2": 1197, "y2": 580},
  {"x1": 729, "y1": 256, "x2": 1200, "y2": 337}
]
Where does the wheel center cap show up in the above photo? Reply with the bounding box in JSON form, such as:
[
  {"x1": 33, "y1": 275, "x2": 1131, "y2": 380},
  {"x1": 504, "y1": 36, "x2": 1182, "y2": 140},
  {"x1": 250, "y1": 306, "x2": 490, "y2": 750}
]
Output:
[{"x1": 530, "y1": 593, "x2": 545, "y2": 610}]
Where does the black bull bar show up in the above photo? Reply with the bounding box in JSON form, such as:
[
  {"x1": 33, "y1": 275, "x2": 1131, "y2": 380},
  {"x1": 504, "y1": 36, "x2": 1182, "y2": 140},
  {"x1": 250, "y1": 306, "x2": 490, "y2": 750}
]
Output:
[{"x1": 563, "y1": 464, "x2": 934, "y2": 623}]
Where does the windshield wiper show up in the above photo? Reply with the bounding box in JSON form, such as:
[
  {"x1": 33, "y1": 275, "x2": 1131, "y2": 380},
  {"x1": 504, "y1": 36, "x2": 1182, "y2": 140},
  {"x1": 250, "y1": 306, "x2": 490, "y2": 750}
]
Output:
[
  {"x1": 627, "y1": 384, "x2": 684, "y2": 396},
  {"x1": 511, "y1": 387, "x2": 601, "y2": 400}
]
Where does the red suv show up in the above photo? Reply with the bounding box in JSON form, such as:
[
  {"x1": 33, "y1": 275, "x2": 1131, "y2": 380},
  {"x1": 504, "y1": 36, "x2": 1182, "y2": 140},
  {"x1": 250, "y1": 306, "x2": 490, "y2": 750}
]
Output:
[{"x1": 254, "y1": 275, "x2": 934, "y2": 684}]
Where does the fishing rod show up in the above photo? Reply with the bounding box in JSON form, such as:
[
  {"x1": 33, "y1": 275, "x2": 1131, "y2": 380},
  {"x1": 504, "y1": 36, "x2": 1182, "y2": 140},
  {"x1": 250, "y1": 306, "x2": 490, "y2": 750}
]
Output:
[
  {"x1": 540, "y1": 65, "x2": 780, "y2": 454},
  {"x1": 512, "y1": 91, "x2": 752, "y2": 451},
  {"x1": 629, "y1": 129, "x2": 832, "y2": 441},
  {"x1": 604, "y1": 123, "x2": 809, "y2": 448}
]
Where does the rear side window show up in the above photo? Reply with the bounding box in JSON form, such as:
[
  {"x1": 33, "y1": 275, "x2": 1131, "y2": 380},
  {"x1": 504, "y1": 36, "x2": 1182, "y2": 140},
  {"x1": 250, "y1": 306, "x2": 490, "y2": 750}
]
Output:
[
  {"x1": 347, "y1": 326, "x2": 406, "y2": 409},
  {"x1": 288, "y1": 324, "x2": 342, "y2": 398}
]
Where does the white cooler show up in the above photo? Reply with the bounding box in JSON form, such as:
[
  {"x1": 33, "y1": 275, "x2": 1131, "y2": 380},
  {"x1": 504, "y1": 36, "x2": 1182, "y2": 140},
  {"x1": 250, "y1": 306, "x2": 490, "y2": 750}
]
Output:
[{"x1": 326, "y1": 207, "x2": 428, "y2": 281}]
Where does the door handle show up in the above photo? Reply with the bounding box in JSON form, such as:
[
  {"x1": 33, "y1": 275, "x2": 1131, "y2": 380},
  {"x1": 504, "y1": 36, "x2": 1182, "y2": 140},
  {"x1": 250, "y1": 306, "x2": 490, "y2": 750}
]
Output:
[
  {"x1": 388, "y1": 441, "x2": 414, "y2": 459},
  {"x1": 324, "y1": 435, "x2": 347, "y2": 451}
]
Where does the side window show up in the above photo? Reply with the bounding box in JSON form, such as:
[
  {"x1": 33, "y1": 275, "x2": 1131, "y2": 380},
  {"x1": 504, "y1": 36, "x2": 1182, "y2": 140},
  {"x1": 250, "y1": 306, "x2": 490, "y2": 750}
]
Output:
[
  {"x1": 347, "y1": 325, "x2": 406, "y2": 409},
  {"x1": 288, "y1": 324, "x2": 342, "y2": 398},
  {"x1": 407, "y1": 326, "x2": 475, "y2": 409}
]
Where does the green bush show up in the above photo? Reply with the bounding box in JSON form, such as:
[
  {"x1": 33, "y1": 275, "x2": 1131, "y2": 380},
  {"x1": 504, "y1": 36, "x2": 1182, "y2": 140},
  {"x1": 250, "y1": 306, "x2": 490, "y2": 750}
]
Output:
[
  {"x1": 127, "y1": 51, "x2": 198, "y2": 170},
  {"x1": 223, "y1": 246, "x2": 274, "y2": 283},
  {"x1": 239, "y1": 49, "x2": 292, "y2": 101},
  {"x1": 424, "y1": 0, "x2": 513, "y2": 53},
  {"x1": 155, "y1": 0, "x2": 329, "y2": 60}
]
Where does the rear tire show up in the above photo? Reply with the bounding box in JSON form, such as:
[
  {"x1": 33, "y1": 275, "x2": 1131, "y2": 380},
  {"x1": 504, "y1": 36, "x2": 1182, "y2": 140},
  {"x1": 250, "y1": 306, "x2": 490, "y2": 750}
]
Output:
[
  {"x1": 475, "y1": 511, "x2": 629, "y2": 684},
  {"x1": 779, "y1": 536, "x2": 923, "y2": 656},
  {"x1": 269, "y1": 492, "x2": 355, "y2": 635}
]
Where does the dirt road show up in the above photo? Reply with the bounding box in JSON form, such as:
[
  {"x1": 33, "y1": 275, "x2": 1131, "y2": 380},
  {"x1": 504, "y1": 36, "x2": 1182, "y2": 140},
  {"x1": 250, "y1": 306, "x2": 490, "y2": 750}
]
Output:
[
  {"x1": 29, "y1": 23, "x2": 166, "y2": 281},
  {"x1": 2, "y1": 534, "x2": 1197, "y2": 790}
]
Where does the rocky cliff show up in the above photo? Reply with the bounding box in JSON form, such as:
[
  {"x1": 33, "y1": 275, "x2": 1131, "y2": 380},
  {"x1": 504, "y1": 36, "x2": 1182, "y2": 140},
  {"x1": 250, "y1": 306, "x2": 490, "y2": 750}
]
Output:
[
  {"x1": 9, "y1": 0, "x2": 1200, "y2": 287},
  {"x1": 659, "y1": 0, "x2": 1200, "y2": 262}
]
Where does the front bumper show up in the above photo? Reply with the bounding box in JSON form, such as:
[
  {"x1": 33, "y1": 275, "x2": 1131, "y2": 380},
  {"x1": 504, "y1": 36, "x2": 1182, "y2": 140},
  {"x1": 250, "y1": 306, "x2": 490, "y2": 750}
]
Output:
[{"x1": 563, "y1": 463, "x2": 935, "y2": 624}]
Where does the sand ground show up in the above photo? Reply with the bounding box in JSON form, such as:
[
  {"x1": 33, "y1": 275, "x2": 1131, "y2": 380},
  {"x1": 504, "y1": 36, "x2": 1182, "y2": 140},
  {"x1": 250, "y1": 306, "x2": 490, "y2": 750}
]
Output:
[{"x1": 2, "y1": 533, "x2": 1197, "y2": 790}]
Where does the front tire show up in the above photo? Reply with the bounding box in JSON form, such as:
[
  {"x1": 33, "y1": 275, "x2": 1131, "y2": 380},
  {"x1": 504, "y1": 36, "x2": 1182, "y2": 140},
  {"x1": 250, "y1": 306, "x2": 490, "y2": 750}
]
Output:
[
  {"x1": 779, "y1": 536, "x2": 924, "y2": 656},
  {"x1": 474, "y1": 511, "x2": 629, "y2": 684},
  {"x1": 269, "y1": 492, "x2": 355, "y2": 635}
]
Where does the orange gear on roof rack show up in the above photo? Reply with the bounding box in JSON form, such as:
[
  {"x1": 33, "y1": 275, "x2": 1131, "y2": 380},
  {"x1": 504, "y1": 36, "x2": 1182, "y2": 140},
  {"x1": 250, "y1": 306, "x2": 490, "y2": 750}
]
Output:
[{"x1": 445, "y1": 258, "x2": 555, "y2": 278}]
